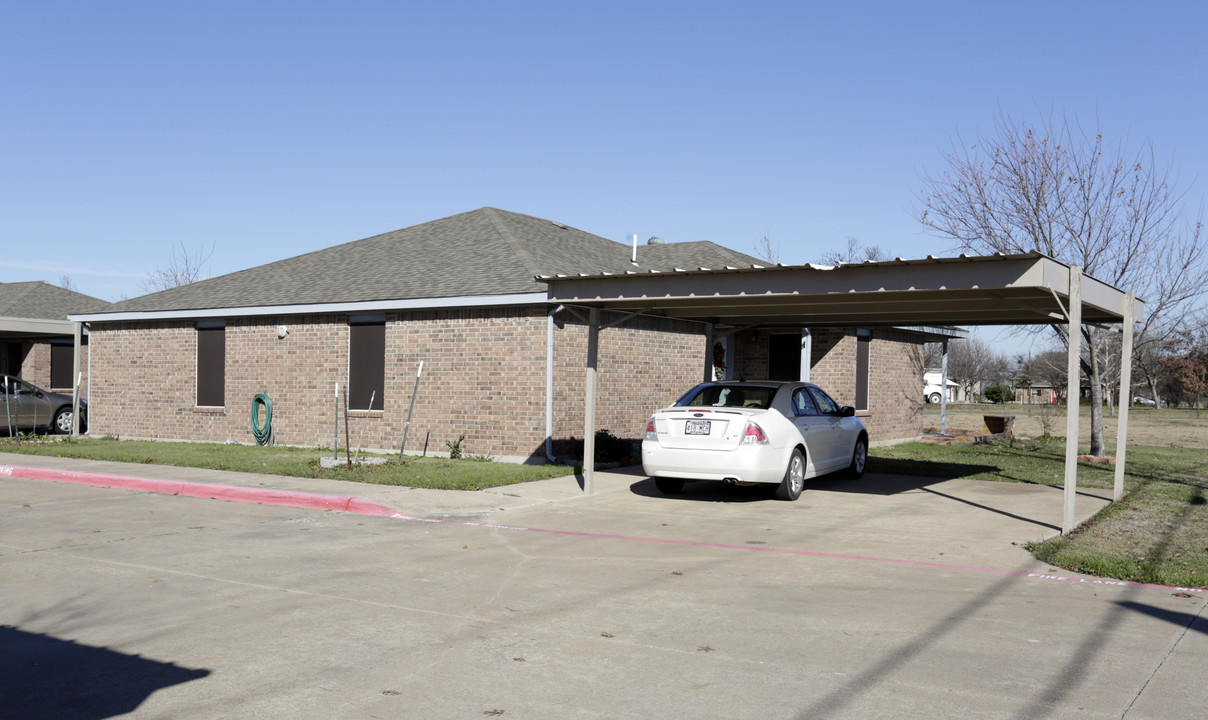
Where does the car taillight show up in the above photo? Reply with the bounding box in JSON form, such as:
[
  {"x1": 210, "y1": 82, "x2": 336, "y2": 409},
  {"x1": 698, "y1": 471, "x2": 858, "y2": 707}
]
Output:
[
  {"x1": 645, "y1": 418, "x2": 658, "y2": 441},
  {"x1": 742, "y1": 421, "x2": 768, "y2": 444}
]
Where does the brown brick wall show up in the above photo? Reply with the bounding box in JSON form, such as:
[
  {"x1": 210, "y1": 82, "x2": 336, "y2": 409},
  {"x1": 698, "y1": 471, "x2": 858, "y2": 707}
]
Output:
[
  {"x1": 85, "y1": 310, "x2": 923, "y2": 458},
  {"x1": 863, "y1": 329, "x2": 925, "y2": 443},
  {"x1": 86, "y1": 306, "x2": 706, "y2": 461},
  {"x1": 731, "y1": 327, "x2": 923, "y2": 444},
  {"x1": 2, "y1": 340, "x2": 90, "y2": 395},
  {"x1": 551, "y1": 311, "x2": 706, "y2": 455}
]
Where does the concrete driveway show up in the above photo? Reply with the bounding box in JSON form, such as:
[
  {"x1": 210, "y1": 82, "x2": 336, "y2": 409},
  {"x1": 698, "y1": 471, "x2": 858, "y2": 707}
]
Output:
[{"x1": 2, "y1": 453, "x2": 1205, "y2": 719}]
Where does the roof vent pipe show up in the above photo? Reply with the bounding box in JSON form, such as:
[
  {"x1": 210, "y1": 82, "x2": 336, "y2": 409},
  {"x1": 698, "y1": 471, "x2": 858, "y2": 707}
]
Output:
[{"x1": 631, "y1": 234, "x2": 638, "y2": 264}]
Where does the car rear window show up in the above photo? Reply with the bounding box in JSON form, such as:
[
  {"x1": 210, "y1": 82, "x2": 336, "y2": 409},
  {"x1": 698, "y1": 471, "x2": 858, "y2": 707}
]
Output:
[{"x1": 676, "y1": 385, "x2": 775, "y2": 410}]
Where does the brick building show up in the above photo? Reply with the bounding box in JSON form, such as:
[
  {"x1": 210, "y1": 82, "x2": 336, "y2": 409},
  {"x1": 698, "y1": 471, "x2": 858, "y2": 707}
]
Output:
[
  {"x1": 73, "y1": 208, "x2": 931, "y2": 460},
  {"x1": 1, "y1": 281, "x2": 108, "y2": 393}
]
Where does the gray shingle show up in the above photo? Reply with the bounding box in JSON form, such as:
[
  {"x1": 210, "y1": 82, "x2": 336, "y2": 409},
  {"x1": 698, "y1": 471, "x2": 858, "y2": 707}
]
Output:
[
  {"x1": 99, "y1": 208, "x2": 764, "y2": 314},
  {"x1": 0, "y1": 282, "x2": 111, "y2": 320}
]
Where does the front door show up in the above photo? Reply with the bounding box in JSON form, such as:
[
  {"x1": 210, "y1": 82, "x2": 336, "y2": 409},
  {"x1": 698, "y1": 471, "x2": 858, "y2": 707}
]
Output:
[{"x1": 768, "y1": 333, "x2": 801, "y2": 381}]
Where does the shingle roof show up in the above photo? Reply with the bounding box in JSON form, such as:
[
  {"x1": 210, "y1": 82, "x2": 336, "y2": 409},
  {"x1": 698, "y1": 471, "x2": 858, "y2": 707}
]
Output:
[
  {"x1": 0, "y1": 281, "x2": 110, "y2": 320},
  {"x1": 95, "y1": 208, "x2": 764, "y2": 314}
]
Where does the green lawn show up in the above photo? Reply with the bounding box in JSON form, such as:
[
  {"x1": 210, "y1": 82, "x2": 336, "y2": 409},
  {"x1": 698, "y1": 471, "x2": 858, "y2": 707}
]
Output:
[{"x1": 0, "y1": 436, "x2": 575, "y2": 491}]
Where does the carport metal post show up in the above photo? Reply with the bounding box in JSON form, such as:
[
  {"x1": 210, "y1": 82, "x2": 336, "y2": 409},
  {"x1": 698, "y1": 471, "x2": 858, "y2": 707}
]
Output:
[
  {"x1": 800, "y1": 329, "x2": 811, "y2": 383},
  {"x1": 71, "y1": 321, "x2": 82, "y2": 437},
  {"x1": 1113, "y1": 293, "x2": 1135, "y2": 501},
  {"x1": 583, "y1": 307, "x2": 599, "y2": 495},
  {"x1": 940, "y1": 338, "x2": 949, "y2": 435},
  {"x1": 703, "y1": 323, "x2": 714, "y2": 382},
  {"x1": 1062, "y1": 267, "x2": 1083, "y2": 535}
]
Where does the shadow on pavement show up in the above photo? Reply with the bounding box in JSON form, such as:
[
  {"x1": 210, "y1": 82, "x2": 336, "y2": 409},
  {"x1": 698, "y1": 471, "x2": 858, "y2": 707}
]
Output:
[
  {"x1": 0, "y1": 625, "x2": 209, "y2": 720},
  {"x1": 1116, "y1": 601, "x2": 1208, "y2": 635}
]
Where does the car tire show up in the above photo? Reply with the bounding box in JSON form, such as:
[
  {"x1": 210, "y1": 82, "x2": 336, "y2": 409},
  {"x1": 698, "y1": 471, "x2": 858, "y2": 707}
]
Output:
[
  {"x1": 775, "y1": 448, "x2": 805, "y2": 501},
  {"x1": 845, "y1": 436, "x2": 868, "y2": 479},
  {"x1": 52, "y1": 408, "x2": 74, "y2": 434},
  {"x1": 654, "y1": 477, "x2": 685, "y2": 495},
  {"x1": 928, "y1": 392, "x2": 941, "y2": 404}
]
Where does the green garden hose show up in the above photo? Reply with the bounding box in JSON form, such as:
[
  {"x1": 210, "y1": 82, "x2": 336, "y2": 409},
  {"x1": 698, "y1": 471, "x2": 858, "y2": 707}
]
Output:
[{"x1": 251, "y1": 393, "x2": 273, "y2": 445}]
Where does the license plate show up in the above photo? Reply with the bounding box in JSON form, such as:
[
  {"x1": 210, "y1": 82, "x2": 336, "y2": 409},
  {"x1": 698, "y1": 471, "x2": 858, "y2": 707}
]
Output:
[{"x1": 685, "y1": 419, "x2": 711, "y2": 435}]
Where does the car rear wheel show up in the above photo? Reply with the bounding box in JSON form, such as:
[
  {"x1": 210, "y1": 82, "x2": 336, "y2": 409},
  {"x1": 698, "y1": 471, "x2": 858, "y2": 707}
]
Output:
[
  {"x1": 845, "y1": 436, "x2": 867, "y2": 479},
  {"x1": 775, "y1": 448, "x2": 805, "y2": 501},
  {"x1": 654, "y1": 477, "x2": 685, "y2": 495},
  {"x1": 52, "y1": 408, "x2": 74, "y2": 434}
]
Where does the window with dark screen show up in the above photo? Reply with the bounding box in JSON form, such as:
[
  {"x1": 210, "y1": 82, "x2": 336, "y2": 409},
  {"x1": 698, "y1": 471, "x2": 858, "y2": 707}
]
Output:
[
  {"x1": 855, "y1": 330, "x2": 871, "y2": 411},
  {"x1": 348, "y1": 316, "x2": 385, "y2": 411},
  {"x1": 197, "y1": 322, "x2": 225, "y2": 407}
]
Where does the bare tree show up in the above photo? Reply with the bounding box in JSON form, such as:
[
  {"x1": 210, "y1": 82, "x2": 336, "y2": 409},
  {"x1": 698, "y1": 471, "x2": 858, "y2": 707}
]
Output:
[
  {"x1": 944, "y1": 336, "x2": 1003, "y2": 401},
  {"x1": 917, "y1": 110, "x2": 1208, "y2": 455},
  {"x1": 753, "y1": 232, "x2": 780, "y2": 264},
  {"x1": 923, "y1": 342, "x2": 944, "y2": 369},
  {"x1": 141, "y1": 241, "x2": 215, "y2": 293},
  {"x1": 58, "y1": 275, "x2": 76, "y2": 292},
  {"x1": 819, "y1": 236, "x2": 893, "y2": 266},
  {"x1": 1031, "y1": 348, "x2": 1069, "y2": 400}
]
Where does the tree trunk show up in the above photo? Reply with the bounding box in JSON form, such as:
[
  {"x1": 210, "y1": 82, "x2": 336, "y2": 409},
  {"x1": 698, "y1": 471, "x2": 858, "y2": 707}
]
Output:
[{"x1": 1086, "y1": 331, "x2": 1107, "y2": 456}]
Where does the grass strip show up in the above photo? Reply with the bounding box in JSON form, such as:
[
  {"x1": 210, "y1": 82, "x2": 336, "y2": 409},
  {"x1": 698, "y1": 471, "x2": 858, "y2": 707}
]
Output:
[{"x1": 0, "y1": 436, "x2": 575, "y2": 491}]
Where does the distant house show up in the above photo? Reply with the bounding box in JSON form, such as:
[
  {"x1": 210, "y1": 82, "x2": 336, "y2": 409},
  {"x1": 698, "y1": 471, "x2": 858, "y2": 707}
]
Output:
[
  {"x1": 1014, "y1": 383, "x2": 1060, "y2": 404},
  {"x1": 1, "y1": 281, "x2": 108, "y2": 393},
  {"x1": 72, "y1": 208, "x2": 934, "y2": 459}
]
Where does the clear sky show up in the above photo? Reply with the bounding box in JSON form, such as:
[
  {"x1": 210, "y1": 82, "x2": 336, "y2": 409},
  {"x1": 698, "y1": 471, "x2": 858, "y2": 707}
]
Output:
[{"x1": 4, "y1": 0, "x2": 1206, "y2": 356}]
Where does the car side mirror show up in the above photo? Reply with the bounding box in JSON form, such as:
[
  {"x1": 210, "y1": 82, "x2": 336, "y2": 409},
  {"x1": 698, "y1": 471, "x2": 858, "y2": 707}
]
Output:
[{"x1": 840, "y1": 406, "x2": 856, "y2": 417}]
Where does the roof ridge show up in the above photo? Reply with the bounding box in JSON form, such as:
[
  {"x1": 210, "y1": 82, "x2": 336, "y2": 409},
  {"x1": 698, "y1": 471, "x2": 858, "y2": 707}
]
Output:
[
  {"x1": 483, "y1": 207, "x2": 544, "y2": 279},
  {"x1": 0, "y1": 281, "x2": 42, "y2": 315}
]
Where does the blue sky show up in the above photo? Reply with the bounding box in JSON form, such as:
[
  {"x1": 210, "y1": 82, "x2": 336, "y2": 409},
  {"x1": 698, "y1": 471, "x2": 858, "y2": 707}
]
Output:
[{"x1": 4, "y1": 0, "x2": 1206, "y2": 354}]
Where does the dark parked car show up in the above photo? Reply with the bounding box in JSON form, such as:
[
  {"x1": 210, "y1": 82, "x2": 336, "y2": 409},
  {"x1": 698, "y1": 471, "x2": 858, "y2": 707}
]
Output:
[{"x1": 1, "y1": 375, "x2": 87, "y2": 435}]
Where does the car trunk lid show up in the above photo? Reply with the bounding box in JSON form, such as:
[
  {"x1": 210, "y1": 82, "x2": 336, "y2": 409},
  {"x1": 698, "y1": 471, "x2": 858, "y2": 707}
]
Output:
[{"x1": 650, "y1": 408, "x2": 756, "y2": 450}]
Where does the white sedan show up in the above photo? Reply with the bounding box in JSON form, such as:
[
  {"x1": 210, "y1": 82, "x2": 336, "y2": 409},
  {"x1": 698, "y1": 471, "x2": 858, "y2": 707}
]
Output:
[{"x1": 642, "y1": 381, "x2": 868, "y2": 500}]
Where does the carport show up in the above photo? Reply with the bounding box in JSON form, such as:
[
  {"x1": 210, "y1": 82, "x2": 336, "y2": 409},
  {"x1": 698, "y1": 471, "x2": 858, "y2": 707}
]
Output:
[{"x1": 542, "y1": 251, "x2": 1144, "y2": 535}]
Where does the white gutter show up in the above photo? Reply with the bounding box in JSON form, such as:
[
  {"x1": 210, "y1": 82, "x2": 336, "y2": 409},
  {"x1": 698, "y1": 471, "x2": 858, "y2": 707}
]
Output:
[{"x1": 70, "y1": 292, "x2": 549, "y2": 323}]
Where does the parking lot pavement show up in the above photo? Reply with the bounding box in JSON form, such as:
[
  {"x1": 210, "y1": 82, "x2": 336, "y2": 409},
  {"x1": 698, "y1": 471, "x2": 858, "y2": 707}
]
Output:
[{"x1": 2, "y1": 456, "x2": 1206, "y2": 719}]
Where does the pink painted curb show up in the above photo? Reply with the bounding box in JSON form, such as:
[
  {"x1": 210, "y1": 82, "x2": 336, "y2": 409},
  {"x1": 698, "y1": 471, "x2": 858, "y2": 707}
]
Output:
[{"x1": 0, "y1": 464, "x2": 400, "y2": 518}]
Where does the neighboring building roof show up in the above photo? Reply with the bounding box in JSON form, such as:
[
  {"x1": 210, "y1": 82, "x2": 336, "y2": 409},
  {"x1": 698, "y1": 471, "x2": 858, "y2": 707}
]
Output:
[
  {"x1": 82, "y1": 208, "x2": 763, "y2": 318},
  {"x1": 0, "y1": 281, "x2": 110, "y2": 321}
]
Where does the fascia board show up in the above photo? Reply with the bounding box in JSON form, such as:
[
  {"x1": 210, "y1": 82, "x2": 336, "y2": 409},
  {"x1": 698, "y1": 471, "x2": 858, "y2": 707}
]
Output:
[
  {"x1": 0, "y1": 316, "x2": 76, "y2": 335},
  {"x1": 70, "y1": 292, "x2": 549, "y2": 323}
]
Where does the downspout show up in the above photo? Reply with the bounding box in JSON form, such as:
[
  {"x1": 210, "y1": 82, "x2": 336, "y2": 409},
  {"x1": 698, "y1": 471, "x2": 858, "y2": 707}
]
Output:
[{"x1": 545, "y1": 305, "x2": 565, "y2": 463}]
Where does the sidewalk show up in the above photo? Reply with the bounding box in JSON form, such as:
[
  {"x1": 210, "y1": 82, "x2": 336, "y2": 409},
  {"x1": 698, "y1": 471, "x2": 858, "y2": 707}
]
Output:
[{"x1": 0, "y1": 451, "x2": 640, "y2": 519}]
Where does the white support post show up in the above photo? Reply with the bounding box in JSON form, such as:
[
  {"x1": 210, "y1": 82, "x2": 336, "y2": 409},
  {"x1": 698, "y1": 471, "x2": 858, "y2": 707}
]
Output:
[
  {"x1": 71, "y1": 322, "x2": 83, "y2": 437},
  {"x1": 704, "y1": 323, "x2": 715, "y2": 383},
  {"x1": 583, "y1": 308, "x2": 599, "y2": 495},
  {"x1": 940, "y1": 339, "x2": 949, "y2": 435},
  {"x1": 1113, "y1": 294, "x2": 1135, "y2": 501},
  {"x1": 800, "y1": 328, "x2": 812, "y2": 383},
  {"x1": 1063, "y1": 268, "x2": 1083, "y2": 535}
]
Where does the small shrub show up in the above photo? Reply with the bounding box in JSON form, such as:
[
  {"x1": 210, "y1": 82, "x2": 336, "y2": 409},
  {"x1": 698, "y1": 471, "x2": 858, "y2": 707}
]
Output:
[
  {"x1": 984, "y1": 384, "x2": 1012, "y2": 403},
  {"x1": 445, "y1": 433, "x2": 466, "y2": 460},
  {"x1": 593, "y1": 429, "x2": 635, "y2": 464}
]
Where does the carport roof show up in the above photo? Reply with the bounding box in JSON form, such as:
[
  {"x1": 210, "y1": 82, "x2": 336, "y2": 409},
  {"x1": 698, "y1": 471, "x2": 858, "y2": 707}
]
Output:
[{"x1": 541, "y1": 251, "x2": 1144, "y2": 327}]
